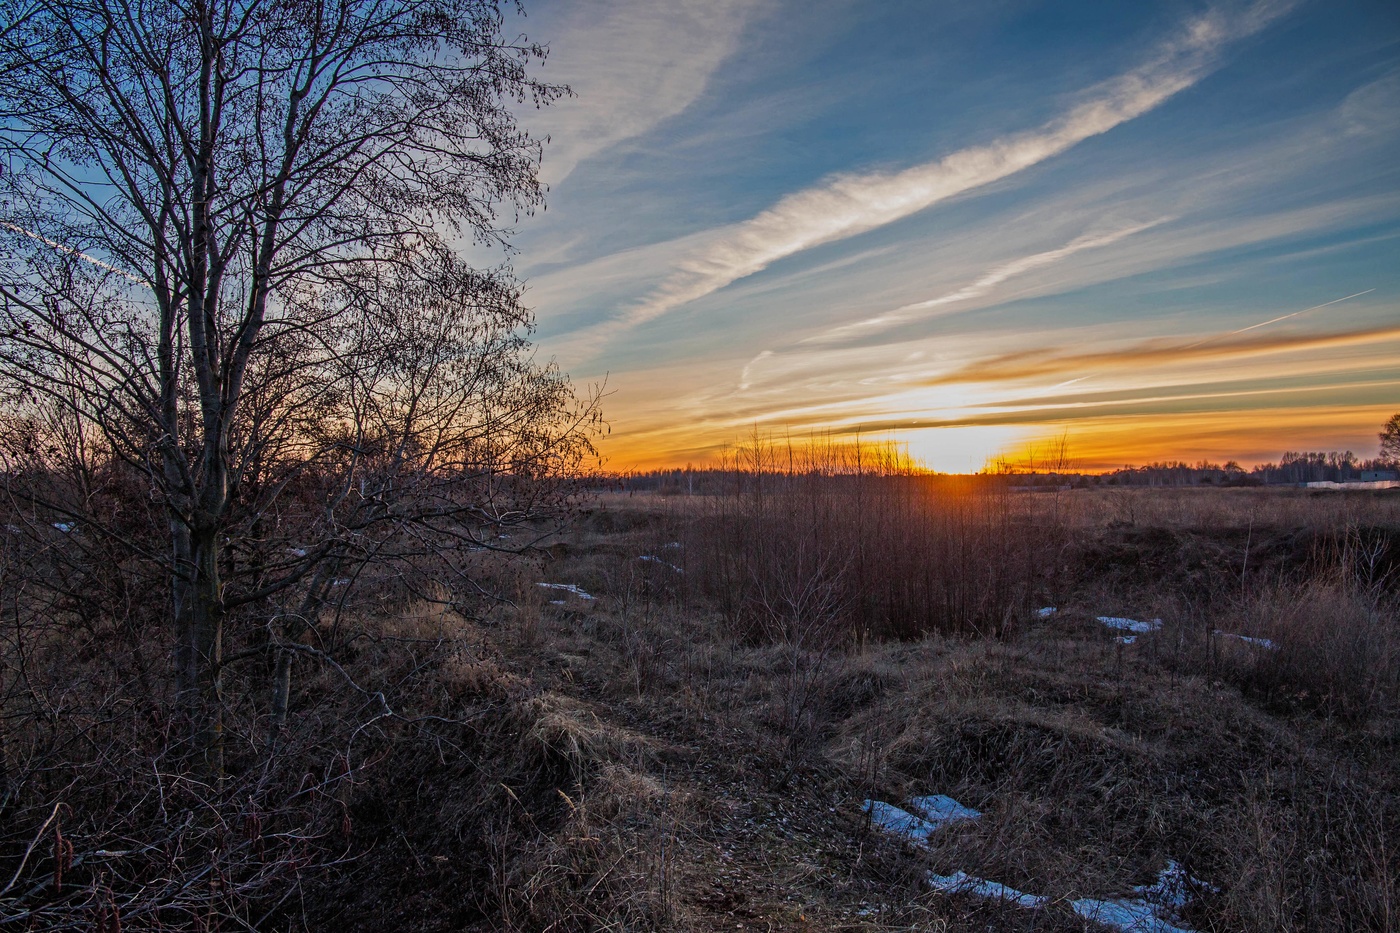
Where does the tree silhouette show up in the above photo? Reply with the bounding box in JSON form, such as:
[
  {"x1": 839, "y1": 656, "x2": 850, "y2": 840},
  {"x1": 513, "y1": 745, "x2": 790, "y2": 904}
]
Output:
[{"x1": 1381, "y1": 413, "x2": 1400, "y2": 463}]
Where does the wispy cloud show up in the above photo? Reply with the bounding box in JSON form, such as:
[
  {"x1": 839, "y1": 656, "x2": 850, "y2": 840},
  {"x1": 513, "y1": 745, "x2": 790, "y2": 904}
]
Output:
[
  {"x1": 528, "y1": 0, "x2": 759, "y2": 186},
  {"x1": 651, "y1": 296, "x2": 1397, "y2": 446},
  {"x1": 1338, "y1": 67, "x2": 1400, "y2": 137},
  {"x1": 800, "y1": 387, "x2": 1400, "y2": 437},
  {"x1": 806, "y1": 218, "x2": 1169, "y2": 344},
  {"x1": 918, "y1": 319, "x2": 1400, "y2": 390},
  {"x1": 564, "y1": 0, "x2": 1293, "y2": 349},
  {"x1": 738, "y1": 349, "x2": 773, "y2": 390}
]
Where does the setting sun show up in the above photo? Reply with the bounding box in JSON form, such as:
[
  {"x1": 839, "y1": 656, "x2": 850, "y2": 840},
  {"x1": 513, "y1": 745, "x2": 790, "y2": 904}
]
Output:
[
  {"x1": 508, "y1": 1, "x2": 1398, "y2": 473},
  {"x1": 908, "y1": 426, "x2": 1036, "y2": 475}
]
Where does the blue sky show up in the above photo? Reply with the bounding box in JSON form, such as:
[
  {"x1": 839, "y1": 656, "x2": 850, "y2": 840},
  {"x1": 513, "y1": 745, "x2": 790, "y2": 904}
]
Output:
[{"x1": 495, "y1": 0, "x2": 1400, "y2": 471}]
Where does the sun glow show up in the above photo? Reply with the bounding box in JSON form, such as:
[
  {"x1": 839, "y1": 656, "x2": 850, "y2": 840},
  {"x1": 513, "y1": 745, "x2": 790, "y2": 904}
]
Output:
[{"x1": 904, "y1": 425, "x2": 1034, "y2": 474}]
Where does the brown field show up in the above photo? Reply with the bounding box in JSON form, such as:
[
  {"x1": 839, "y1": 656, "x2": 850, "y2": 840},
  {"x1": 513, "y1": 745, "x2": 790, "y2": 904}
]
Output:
[
  {"x1": 5, "y1": 478, "x2": 1397, "y2": 931},
  {"x1": 306, "y1": 481, "x2": 1399, "y2": 932}
]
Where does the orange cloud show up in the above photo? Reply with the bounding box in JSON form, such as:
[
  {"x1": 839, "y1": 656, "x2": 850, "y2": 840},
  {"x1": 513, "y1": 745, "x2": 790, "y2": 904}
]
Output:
[
  {"x1": 591, "y1": 317, "x2": 1400, "y2": 472},
  {"x1": 917, "y1": 323, "x2": 1400, "y2": 389}
]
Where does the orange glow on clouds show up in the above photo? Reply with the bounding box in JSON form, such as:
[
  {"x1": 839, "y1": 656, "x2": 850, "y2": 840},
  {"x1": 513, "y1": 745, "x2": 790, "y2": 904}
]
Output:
[{"x1": 590, "y1": 317, "x2": 1400, "y2": 473}]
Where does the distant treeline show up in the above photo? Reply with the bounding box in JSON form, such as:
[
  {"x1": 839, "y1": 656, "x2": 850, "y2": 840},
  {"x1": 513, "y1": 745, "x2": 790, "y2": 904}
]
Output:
[
  {"x1": 1097, "y1": 451, "x2": 1396, "y2": 487},
  {"x1": 593, "y1": 449, "x2": 1399, "y2": 493}
]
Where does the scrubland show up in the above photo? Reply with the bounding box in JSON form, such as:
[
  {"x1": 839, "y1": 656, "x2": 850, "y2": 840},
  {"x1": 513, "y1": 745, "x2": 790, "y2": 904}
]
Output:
[
  {"x1": 5, "y1": 476, "x2": 1398, "y2": 931},
  {"x1": 429, "y1": 480, "x2": 1394, "y2": 932},
  {"x1": 321, "y1": 478, "x2": 1397, "y2": 932}
]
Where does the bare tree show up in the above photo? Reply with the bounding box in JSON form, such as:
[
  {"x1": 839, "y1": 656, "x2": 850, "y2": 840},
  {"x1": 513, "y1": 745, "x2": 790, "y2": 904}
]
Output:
[
  {"x1": 0, "y1": 1, "x2": 600, "y2": 925},
  {"x1": 0, "y1": 0, "x2": 585, "y2": 768},
  {"x1": 1381, "y1": 413, "x2": 1400, "y2": 465}
]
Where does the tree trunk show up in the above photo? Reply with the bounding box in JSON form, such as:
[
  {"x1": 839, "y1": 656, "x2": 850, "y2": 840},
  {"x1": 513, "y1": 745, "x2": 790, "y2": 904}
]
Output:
[
  {"x1": 271, "y1": 575, "x2": 326, "y2": 747},
  {"x1": 270, "y1": 643, "x2": 294, "y2": 750},
  {"x1": 173, "y1": 519, "x2": 224, "y2": 778}
]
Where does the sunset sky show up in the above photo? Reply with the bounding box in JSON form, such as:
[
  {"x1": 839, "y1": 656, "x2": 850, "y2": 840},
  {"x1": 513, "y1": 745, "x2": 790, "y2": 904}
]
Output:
[{"x1": 496, "y1": 0, "x2": 1400, "y2": 473}]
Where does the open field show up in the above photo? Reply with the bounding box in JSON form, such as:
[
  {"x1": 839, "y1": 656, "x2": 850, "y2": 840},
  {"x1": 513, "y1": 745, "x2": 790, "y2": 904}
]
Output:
[
  {"x1": 4, "y1": 481, "x2": 1397, "y2": 931},
  {"x1": 306, "y1": 482, "x2": 1399, "y2": 932}
]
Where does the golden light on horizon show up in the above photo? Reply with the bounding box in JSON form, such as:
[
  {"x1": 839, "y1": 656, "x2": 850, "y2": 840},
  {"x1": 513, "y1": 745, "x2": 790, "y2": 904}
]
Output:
[
  {"x1": 598, "y1": 398, "x2": 1399, "y2": 475},
  {"x1": 905, "y1": 425, "x2": 1035, "y2": 474}
]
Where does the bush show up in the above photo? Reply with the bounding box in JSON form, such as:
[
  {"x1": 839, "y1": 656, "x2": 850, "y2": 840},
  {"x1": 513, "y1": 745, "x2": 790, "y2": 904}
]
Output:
[{"x1": 685, "y1": 438, "x2": 1068, "y2": 643}]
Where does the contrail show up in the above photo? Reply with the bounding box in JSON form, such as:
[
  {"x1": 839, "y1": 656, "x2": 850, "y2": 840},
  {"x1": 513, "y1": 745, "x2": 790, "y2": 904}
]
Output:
[
  {"x1": 808, "y1": 218, "x2": 1168, "y2": 345},
  {"x1": 1, "y1": 221, "x2": 150, "y2": 287},
  {"x1": 1045, "y1": 288, "x2": 1377, "y2": 393},
  {"x1": 1180, "y1": 289, "x2": 1376, "y2": 350}
]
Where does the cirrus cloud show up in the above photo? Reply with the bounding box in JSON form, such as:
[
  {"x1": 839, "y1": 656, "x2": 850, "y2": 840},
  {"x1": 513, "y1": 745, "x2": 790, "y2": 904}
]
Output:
[{"x1": 561, "y1": 0, "x2": 1295, "y2": 358}]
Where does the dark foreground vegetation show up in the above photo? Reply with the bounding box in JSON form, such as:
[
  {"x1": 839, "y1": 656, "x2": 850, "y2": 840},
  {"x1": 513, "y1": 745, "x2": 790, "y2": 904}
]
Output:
[{"x1": 0, "y1": 0, "x2": 600, "y2": 928}]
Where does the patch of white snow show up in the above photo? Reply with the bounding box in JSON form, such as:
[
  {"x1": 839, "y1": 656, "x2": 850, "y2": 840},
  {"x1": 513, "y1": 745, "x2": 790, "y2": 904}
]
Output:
[
  {"x1": 1071, "y1": 897, "x2": 1194, "y2": 933},
  {"x1": 639, "y1": 555, "x2": 684, "y2": 573},
  {"x1": 927, "y1": 871, "x2": 1047, "y2": 909},
  {"x1": 863, "y1": 800, "x2": 938, "y2": 845},
  {"x1": 1098, "y1": 616, "x2": 1162, "y2": 634},
  {"x1": 1036, "y1": 607, "x2": 1057, "y2": 618},
  {"x1": 907, "y1": 795, "x2": 982, "y2": 829},
  {"x1": 1212, "y1": 631, "x2": 1278, "y2": 651},
  {"x1": 537, "y1": 583, "x2": 595, "y2": 600},
  {"x1": 1134, "y1": 861, "x2": 1217, "y2": 911}
]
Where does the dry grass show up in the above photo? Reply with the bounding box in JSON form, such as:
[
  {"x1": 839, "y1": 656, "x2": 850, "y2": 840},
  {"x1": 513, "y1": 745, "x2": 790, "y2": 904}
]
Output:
[
  {"x1": 408, "y1": 481, "x2": 1397, "y2": 932},
  {"x1": 16, "y1": 482, "x2": 1385, "y2": 929},
  {"x1": 685, "y1": 472, "x2": 1064, "y2": 642},
  {"x1": 1070, "y1": 484, "x2": 1400, "y2": 531}
]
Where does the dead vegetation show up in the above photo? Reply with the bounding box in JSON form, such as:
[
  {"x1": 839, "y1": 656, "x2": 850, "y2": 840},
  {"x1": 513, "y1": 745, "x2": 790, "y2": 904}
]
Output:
[
  {"x1": 4, "y1": 469, "x2": 1397, "y2": 930},
  {"x1": 402, "y1": 475, "x2": 1395, "y2": 932}
]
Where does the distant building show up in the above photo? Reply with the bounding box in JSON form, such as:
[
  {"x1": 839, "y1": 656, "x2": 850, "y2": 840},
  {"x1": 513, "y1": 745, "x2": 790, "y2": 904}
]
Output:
[{"x1": 1360, "y1": 470, "x2": 1399, "y2": 482}]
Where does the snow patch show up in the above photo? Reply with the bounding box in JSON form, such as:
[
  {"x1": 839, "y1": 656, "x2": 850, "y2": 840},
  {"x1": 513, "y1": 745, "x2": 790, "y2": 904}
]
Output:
[
  {"x1": 537, "y1": 583, "x2": 595, "y2": 600},
  {"x1": 1069, "y1": 863, "x2": 1213, "y2": 932},
  {"x1": 1071, "y1": 897, "x2": 1194, "y2": 933},
  {"x1": 861, "y1": 796, "x2": 1211, "y2": 931},
  {"x1": 639, "y1": 555, "x2": 683, "y2": 573},
  {"x1": 1117, "y1": 635, "x2": 1138, "y2": 645},
  {"x1": 1098, "y1": 616, "x2": 1162, "y2": 634},
  {"x1": 865, "y1": 795, "x2": 982, "y2": 844},
  {"x1": 1213, "y1": 631, "x2": 1278, "y2": 651},
  {"x1": 1135, "y1": 861, "x2": 1217, "y2": 910},
  {"x1": 52, "y1": 522, "x2": 75, "y2": 533},
  {"x1": 863, "y1": 800, "x2": 939, "y2": 845},
  {"x1": 1035, "y1": 606, "x2": 1057, "y2": 618},
  {"x1": 907, "y1": 795, "x2": 982, "y2": 829},
  {"x1": 927, "y1": 871, "x2": 1047, "y2": 909}
]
